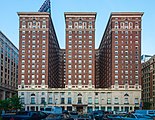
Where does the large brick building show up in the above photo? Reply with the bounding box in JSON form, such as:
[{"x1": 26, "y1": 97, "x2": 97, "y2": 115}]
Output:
[
  {"x1": 18, "y1": 12, "x2": 62, "y2": 90},
  {"x1": 17, "y1": 0, "x2": 143, "y2": 113},
  {"x1": 97, "y1": 12, "x2": 143, "y2": 88},
  {"x1": 64, "y1": 12, "x2": 96, "y2": 89}
]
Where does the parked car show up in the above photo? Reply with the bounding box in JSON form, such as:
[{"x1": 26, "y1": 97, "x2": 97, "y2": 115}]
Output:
[
  {"x1": 42, "y1": 106, "x2": 62, "y2": 114},
  {"x1": 69, "y1": 111, "x2": 79, "y2": 119},
  {"x1": 43, "y1": 114, "x2": 63, "y2": 120},
  {"x1": 44, "y1": 113, "x2": 76, "y2": 120},
  {"x1": 1, "y1": 111, "x2": 48, "y2": 120},
  {"x1": 77, "y1": 114, "x2": 91, "y2": 120},
  {"x1": 135, "y1": 110, "x2": 155, "y2": 118},
  {"x1": 89, "y1": 111, "x2": 104, "y2": 120},
  {"x1": 122, "y1": 113, "x2": 152, "y2": 120},
  {"x1": 103, "y1": 114, "x2": 124, "y2": 120}
]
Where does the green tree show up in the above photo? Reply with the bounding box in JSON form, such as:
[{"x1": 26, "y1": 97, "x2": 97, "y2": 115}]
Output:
[
  {"x1": 10, "y1": 95, "x2": 23, "y2": 112},
  {"x1": 0, "y1": 99, "x2": 11, "y2": 111},
  {"x1": 0, "y1": 95, "x2": 23, "y2": 112}
]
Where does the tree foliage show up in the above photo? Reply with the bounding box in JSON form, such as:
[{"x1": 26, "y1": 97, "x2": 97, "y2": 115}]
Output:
[
  {"x1": 0, "y1": 99, "x2": 11, "y2": 111},
  {"x1": 0, "y1": 95, "x2": 23, "y2": 112}
]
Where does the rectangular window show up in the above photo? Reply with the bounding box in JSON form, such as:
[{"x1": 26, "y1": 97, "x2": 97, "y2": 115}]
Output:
[
  {"x1": 89, "y1": 36, "x2": 92, "y2": 39},
  {"x1": 68, "y1": 40, "x2": 72, "y2": 44},
  {"x1": 31, "y1": 97, "x2": 35, "y2": 104},
  {"x1": 134, "y1": 98, "x2": 139, "y2": 104},
  {"x1": 48, "y1": 98, "x2": 52, "y2": 104},
  {"x1": 124, "y1": 98, "x2": 129, "y2": 104},
  {"x1": 21, "y1": 97, "x2": 25, "y2": 104},
  {"x1": 115, "y1": 36, "x2": 118, "y2": 39},
  {"x1": 68, "y1": 31, "x2": 72, "y2": 34},
  {"x1": 61, "y1": 98, "x2": 65, "y2": 104},
  {"x1": 89, "y1": 31, "x2": 92, "y2": 34},
  {"x1": 22, "y1": 36, "x2": 25, "y2": 39},
  {"x1": 115, "y1": 60, "x2": 118, "y2": 64},
  {"x1": 68, "y1": 97, "x2": 72, "y2": 104},
  {"x1": 114, "y1": 98, "x2": 119, "y2": 104},
  {"x1": 89, "y1": 41, "x2": 92, "y2": 44},
  {"x1": 32, "y1": 36, "x2": 36, "y2": 39},
  {"x1": 68, "y1": 25, "x2": 72, "y2": 29},
  {"x1": 115, "y1": 41, "x2": 118, "y2": 44},
  {"x1": 115, "y1": 31, "x2": 118, "y2": 34},
  {"x1": 88, "y1": 97, "x2": 92, "y2": 104},
  {"x1": 79, "y1": 36, "x2": 82, "y2": 39},
  {"x1": 95, "y1": 98, "x2": 99, "y2": 104},
  {"x1": 115, "y1": 75, "x2": 118, "y2": 79},
  {"x1": 107, "y1": 98, "x2": 111, "y2": 104},
  {"x1": 78, "y1": 97, "x2": 82, "y2": 104},
  {"x1": 69, "y1": 36, "x2": 72, "y2": 39},
  {"x1": 41, "y1": 97, "x2": 45, "y2": 104}
]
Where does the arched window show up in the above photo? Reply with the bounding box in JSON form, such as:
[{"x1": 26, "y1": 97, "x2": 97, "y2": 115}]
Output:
[
  {"x1": 135, "y1": 21, "x2": 139, "y2": 29},
  {"x1": 31, "y1": 93, "x2": 35, "y2": 96},
  {"x1": 83, "y1": 22, "x2": 87, "y2": 29},
  {"x1": 129, "y1": 22, "x2": 133, "y2": 29},
  {"x1": 74, "y1": 22, "x2": 78, "y2": 29},
  {"x1": 120, "y1": 22, "x2": 124, "y2": 29}
]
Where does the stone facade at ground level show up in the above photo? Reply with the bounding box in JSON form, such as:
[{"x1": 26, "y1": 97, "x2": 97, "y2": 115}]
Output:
[{"x1": 18, "y1": 85, "x2": 141, "y2": 113}]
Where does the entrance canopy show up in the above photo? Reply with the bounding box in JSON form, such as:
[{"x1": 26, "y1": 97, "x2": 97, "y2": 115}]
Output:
[{"x1": 72, "y1": 104, "x2": 88, "y2": 106}]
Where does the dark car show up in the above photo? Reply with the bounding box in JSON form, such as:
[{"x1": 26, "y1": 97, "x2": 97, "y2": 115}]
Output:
[
  {"x1": 2, "y1": 111, "x2": 48, "y2": 120},
  {"x1": 103, "y1": 114, "x2": 123, "y2": 120},
  {"x1": 89, "y1": 110, "x2": 104, "y2": 120},
  {"x1": 69, "y1": 111, "x2": 79, "y2": 119},
  {"x1": 43, "y1": 114, "x2": 63, "y2": 120},
  {"x1": 44, "y1": 113, "x2": 75, "y2": 120},
  {"x1": 77, "y1": 114, "x2": 91, "y2": 120}
]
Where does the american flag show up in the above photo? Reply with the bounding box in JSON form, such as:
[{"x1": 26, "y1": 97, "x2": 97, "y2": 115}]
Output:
[{"x1": 38, "y1": 0, "x2": 51, "y2": 13}]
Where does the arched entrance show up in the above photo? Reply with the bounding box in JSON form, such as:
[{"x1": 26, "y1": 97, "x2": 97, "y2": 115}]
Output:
[{"x1": 72, "y1": 104, "x2": 88, "y2": 113}]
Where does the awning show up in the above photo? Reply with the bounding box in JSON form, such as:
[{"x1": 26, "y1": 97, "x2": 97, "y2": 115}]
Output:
[{"x1": 72, "y1": 104, "x2": 88, "y2": 106}]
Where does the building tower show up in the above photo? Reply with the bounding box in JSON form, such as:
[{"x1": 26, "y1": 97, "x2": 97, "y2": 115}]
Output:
[
  {"x1": 0, "y1": 31, "x2": 18, "y2": 100},
  {"x1": 64, "y1": 12, "x2": 96, "y2": 89},
  {"x1": 98, "y1": 12, "x2": 143, "y2": 88},
  {"x1": 18, "y1": 12, "x2": 61, "y2": 90},
  {"x1": 142, "y1": 55, "x2": 155, "y2": 109}
]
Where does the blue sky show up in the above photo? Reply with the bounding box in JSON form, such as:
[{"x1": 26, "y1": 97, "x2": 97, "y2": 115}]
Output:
[{"x1": 0, "y1": 0, "x2": 155, "y2": 55}]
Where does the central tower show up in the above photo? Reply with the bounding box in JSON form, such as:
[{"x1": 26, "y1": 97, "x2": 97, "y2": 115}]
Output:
[{"x1": 64, "y1": 12, "x2": 96, "y2": 88}]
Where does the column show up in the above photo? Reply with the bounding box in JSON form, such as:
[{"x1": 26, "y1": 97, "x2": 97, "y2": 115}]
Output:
[
  {"x1": 93, "y1": 105, "x2": 95, "y2": 111},
  {"x1": 9, "y1": 92, "x2": 12, "y2": 98},
  {"x1": 105, "y1": 106, "x2": 107, "y2": 111},
  {"x1": 25, "y1": 105, "x2": 27, "y2": 111},
  {"x1": 2, "y1": 91, "x2": 6, "y2": 100},
  {"x1": 111, "y1": 106, "x2": 114, "y2": 111},
  {"x1": 65, "y1": 106, "x2": 67, "y2": 110},
  {"x1": 133, "y1": 106, "x2": 135, "y2": 111},
  {"x1": 72, "y1": 106, "x2": 76, "y2": 111},
  {"x1": 99, "y1": 106, "x2": 101, "y2": 110},
  {"x1": 38, "y1": 106, "x2": 40, "y2": 111},
  {"x1": 119, "y1": 106, "x2": 121, "y2": 111}
]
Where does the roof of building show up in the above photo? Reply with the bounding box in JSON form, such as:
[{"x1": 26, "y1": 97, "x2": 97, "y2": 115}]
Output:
[
  {"x1": 64, "y1": 12, "x2": 97, "y2": 19},
  {"x1": 17, "y1": 12, "x2": 50, "y2": 15},
  {"x1": 111, "y1": 12, "x2": 144, "y2": 17}
]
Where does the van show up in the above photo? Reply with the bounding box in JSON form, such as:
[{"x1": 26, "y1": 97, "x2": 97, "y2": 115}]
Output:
[
  {"x1": 42, "y1": 106, "x2": 62, "y2": 114},
  {"x1": 135, "y1": 110, "x2": 155, "y2": 117}
]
